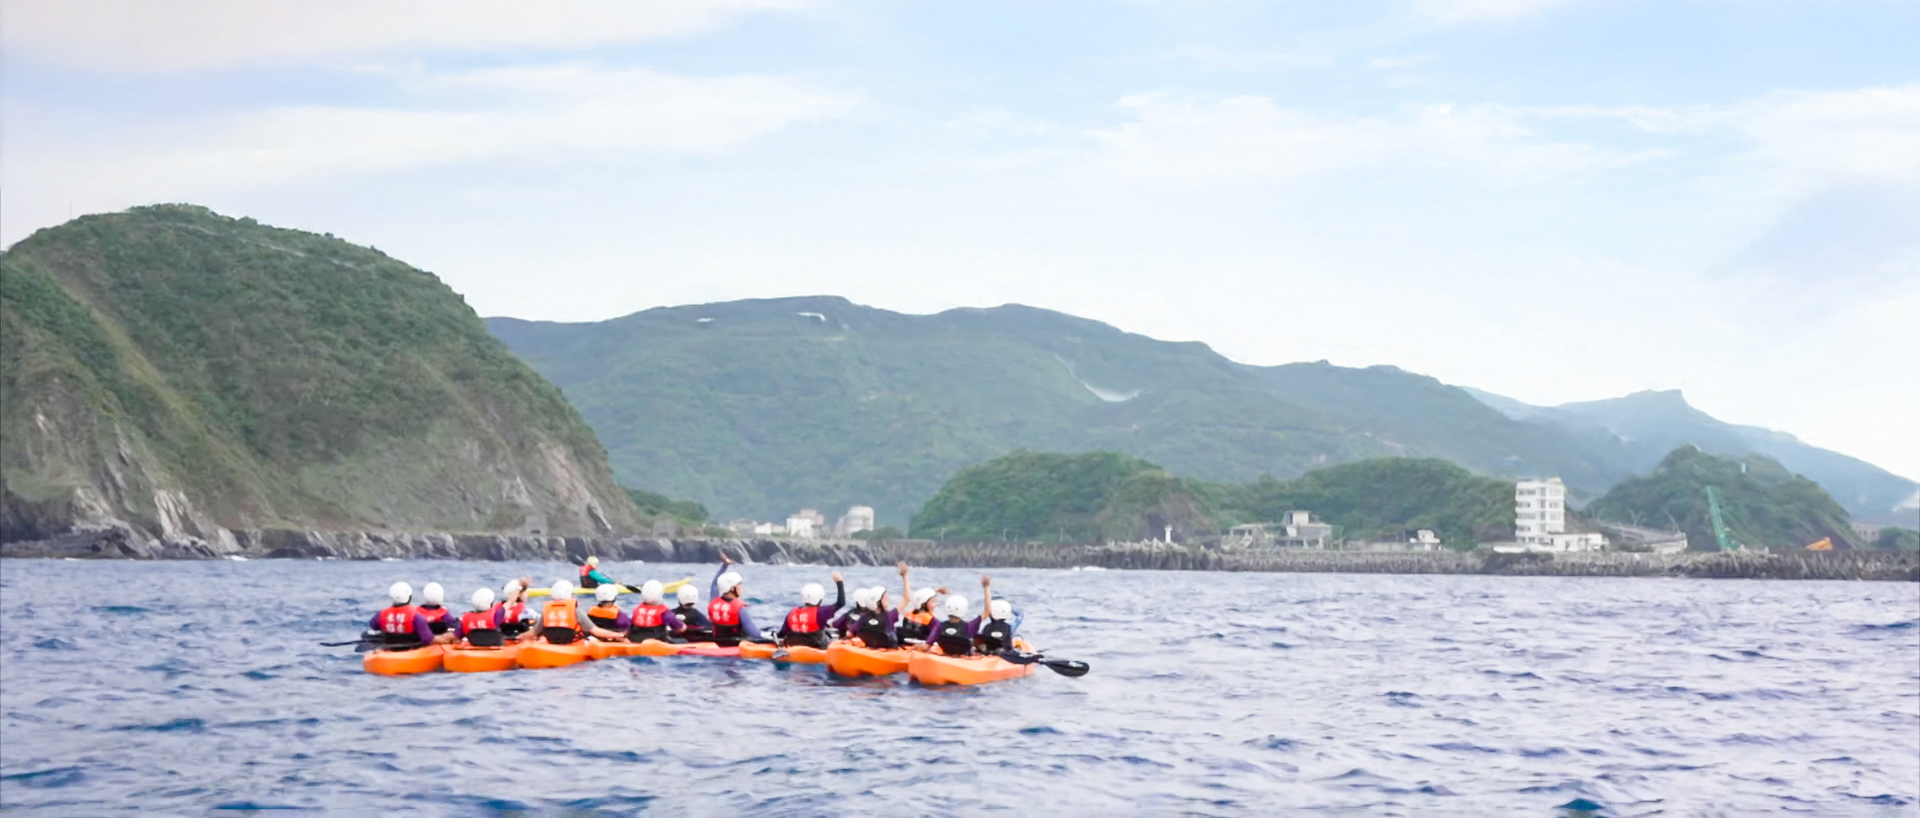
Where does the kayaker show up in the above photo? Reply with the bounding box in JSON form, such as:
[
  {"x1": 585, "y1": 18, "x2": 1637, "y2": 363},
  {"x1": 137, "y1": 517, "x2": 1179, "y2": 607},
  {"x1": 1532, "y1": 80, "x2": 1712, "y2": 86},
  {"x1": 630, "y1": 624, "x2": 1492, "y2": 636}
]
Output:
[
  {"x1": 836, "y1": 586, "x2": 900, "y2": 649},
  {"x1": 457, "y1": 588, "x2": 507, "y2": 647},
  {"x1": 498, "y1": 578, "x2": 535, "y2": 639},
  {"x1": 623, "y1": 580, "x2": 683, "y2": 643},
  {"x1": 672, "y1": 584, "x2": 713, "y2": 642},
  {"x1": 977, "y1": 599, "x2": 1018, "y2": 654},
  {"x1": 777, "y1": 572, "x2": 846, "y2": 649},
  {"x1": 578, "y1": 556, "x2": 616, "y2": 590},
  {"x1": 707, "y1": 556, "x2": 766, "y2": 647},
  {"x1": 415, "y1": 582, "x2": 455, "y2": 635},
  {"x1": 537, "y1": 579, "x2": 586, "y2": 645},
  {"x1": 369, "y1": 582, "x2": 445, "y2": 648},
  {"x1": 922, "y1": 595, "x2": 976, "y2": 656},
  {"x1": 585, "y1": 584, "x2": 625, "y2": 636},
  {"x1": 898, "y1": 587, "x2": 941, "y2": 643}
]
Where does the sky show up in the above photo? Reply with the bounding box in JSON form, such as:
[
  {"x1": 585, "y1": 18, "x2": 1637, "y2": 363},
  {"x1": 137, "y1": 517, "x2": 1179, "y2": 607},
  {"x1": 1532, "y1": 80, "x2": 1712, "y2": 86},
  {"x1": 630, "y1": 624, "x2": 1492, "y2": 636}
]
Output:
[{"x1": 3, "y1": 0, "x2": 1917, "y2": 482}]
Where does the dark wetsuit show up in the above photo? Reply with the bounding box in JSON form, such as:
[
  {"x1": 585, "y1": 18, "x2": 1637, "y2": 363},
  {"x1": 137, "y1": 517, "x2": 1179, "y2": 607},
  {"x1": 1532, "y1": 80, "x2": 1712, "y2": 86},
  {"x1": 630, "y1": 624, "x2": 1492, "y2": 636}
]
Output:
[
  {"x1": 930, "y1": 617, "x2": 977, "y2": 656},
  {"x1": 834, "y1": 608, "x2": 899, "y2": 649},
  {"x1": 975, "y1": 617, "x2": 1016, "y2": 654}
]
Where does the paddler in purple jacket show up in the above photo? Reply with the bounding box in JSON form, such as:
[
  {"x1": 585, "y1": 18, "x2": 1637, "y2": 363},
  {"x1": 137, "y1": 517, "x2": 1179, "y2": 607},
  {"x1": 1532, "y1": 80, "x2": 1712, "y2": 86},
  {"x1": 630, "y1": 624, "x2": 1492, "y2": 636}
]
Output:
[
  {"x1": 834, "y1": 586, "x2": 901, "y2": 648},
  {"x1": 369, "y1": 582, "x2": 448, "y2": 648},
  {"x1": 918, "y1": 593, "x2": 977, "y2": 655}
]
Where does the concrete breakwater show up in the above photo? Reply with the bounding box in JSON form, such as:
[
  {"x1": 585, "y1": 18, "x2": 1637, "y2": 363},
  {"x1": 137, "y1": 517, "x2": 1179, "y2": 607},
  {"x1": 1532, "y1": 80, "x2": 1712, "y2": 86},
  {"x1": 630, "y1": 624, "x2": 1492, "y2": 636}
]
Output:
[{"x1": 3, "y1": 526, "x2": 1915, "y2": 581}]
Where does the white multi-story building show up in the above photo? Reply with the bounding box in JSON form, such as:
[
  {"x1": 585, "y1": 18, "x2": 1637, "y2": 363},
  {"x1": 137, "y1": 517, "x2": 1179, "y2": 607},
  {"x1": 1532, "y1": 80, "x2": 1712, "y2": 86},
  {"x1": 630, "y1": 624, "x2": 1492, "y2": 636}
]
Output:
[
  {"x1": 785, "y1": 515, "x2": 817, "y2": 539},
  {"x1": 1514, "y1": 478, "x2": 1606, "y2": 552},
  {"x1": 835, "y1": 506, "x2": 876, "y2": 537}
]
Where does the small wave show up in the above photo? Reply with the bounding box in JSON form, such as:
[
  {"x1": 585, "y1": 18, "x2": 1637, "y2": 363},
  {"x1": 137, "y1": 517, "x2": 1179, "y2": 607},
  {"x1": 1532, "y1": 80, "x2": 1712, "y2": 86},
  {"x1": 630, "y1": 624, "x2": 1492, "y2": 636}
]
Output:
[
  {"x1": 1852, "y1": 620, "x2": 1917, "y2": 632},
  {"x1": 1019, "y1": 725, "x2": 1063, "y2": 735},
  {"x1": 32, "y1": 637, "x2": 80, "y2": 651},
  {"x1": 0, "y1": 766, "x2": 86, "y2": 788},
  {"x1": 1429, "y1": 741, "x2": 1501, "y2": 754},
  {"x1": 211, "y1": 802, "x2": 303, "y2": 811},
  {"x1": 91, "y1": 605, "x2": 150, "y2": 615},
  {"x1": 115, "y1": 717, "x2": 206, "y2": 733},
  {"x1": 1246, "y1": 735, "x2": 1304, "y2": 751}
]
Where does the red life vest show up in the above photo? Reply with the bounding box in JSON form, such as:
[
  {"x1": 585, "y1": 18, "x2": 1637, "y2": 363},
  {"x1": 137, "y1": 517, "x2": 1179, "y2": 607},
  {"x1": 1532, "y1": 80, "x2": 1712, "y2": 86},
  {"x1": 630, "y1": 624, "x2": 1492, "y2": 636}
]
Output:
[
  {"x1": 460, "y1": 610, "x2": 497, "y2": 634},
  {"x1": 708, "y1": 596, "x2": 744, "y2": 626},
  {"x1": 630, "y1": 604, "x2": 668, "y2": 628},
  {"x1": 785, "y1": 606, "x2": 821, "y2": 633},
  {"x1": 377, "y1": 605, "x2": 418, "y2": 635},
  {"x1": 541, "y1": 600, "x2": 580, "y2": 631},
  {"x1": 502, "y1": 602, "x2": 526, "y2": 622},
  {"x1": 416, "y1": 605, "x2": 452, "y2": 624},
  {"x1": 578, "y1": 564, "x2": 592, "y2": 580}
]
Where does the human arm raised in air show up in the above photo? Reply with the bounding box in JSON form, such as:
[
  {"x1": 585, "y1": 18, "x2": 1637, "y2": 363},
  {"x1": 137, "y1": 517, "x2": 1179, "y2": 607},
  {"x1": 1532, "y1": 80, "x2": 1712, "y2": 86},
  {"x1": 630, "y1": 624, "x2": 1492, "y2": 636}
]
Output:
[{"x1": 710, "y1": 554, "x2": 732, "y2": 601}]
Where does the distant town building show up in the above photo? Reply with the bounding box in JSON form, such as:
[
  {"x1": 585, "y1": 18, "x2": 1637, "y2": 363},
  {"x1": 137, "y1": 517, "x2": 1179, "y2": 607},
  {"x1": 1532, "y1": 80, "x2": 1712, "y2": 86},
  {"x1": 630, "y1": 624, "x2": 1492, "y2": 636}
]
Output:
[
  {"x1": 1514, "y1": 478, "x2": 1607, "y2": 552},
  {"x1": 1228, "y1": 511, "x2": 1334, "y2": 549},
  {"x1": 753, "y1": 522, "x2": 782, "y2": 537},
  {"x1": 727, "y1": 519, "x2": 757, "y2": 537},
  {"x1": 835, "y1": 506, "x2": 876, "y2": 537},
  {"x1": 785, "y1": 515, "x2": 817, "y2": 539}
]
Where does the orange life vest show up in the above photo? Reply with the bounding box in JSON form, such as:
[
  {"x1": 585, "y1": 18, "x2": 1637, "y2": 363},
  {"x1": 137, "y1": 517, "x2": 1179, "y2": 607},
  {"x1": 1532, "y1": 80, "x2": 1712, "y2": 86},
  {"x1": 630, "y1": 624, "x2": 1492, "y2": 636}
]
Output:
[
  {"x1": 709, "y1": 596, "x2": 744, "y2": 626},
  {"x1": 377, "y1": 605, "x2": 418, "y2": 635},
  {"x1": 786, "y1": 606, "x2": 822, "y2": 633},
  {"x1": 541, "y1": 599, "x2": 580, "y2": 631},
  {"x1": 630, "y1": 604, "x2": 668, "y2": 629},
  {"x1": 587, "y1": 603, "x2": 622, "y2": 629},
  {"x1": 906, "y1": 609, "x2": 934, "y2": 626}
]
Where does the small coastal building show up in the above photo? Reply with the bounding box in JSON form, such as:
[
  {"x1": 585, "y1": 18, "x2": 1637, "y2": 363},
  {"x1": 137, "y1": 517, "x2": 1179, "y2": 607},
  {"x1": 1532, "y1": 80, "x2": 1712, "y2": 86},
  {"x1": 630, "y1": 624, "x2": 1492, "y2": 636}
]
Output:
[
  {"x1": 785, "y1": 515, "x2": 817, "y2": 539},
  {"x1": 835, "y1": 506, "x2": 876, "y2": 537},
  {"x1": 1514, "y1": 478, "x2": 1607, "y2": 552},
  {"x1": 752, "y1": 522, "x2": 782, "y2": 537},
  {"x1": 727, "y1": 519, "x2": 757, "y2": 537},
  {"x1": 1279, "y1": 510, "x2": 1334, "y2": 549}
]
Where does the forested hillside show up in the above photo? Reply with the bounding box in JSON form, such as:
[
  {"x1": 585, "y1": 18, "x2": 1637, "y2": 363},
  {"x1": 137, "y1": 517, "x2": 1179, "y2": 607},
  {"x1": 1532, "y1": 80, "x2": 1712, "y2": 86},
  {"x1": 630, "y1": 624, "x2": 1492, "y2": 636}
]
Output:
[
  {"x1": 1586, "y1": 446, "x2": 1861, "y2": 550},
  {"x1": 1, "y1": 205, "x2": 642, "y2": 542}
]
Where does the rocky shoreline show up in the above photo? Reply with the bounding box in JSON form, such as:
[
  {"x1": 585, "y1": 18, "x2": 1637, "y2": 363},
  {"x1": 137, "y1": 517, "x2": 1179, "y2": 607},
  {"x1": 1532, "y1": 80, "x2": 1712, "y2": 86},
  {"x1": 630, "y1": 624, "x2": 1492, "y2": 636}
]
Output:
[{"x1": 4, "y1": 525, "x2": 1916, "y2": 581}]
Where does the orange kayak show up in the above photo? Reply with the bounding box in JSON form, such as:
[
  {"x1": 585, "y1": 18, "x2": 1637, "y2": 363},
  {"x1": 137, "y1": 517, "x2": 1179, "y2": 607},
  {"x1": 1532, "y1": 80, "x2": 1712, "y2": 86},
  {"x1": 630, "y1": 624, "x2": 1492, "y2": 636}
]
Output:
[
  {"x1": 363, "y1": 645, "x2": 444, "y2": 675},
  {"x1": 907, "y1": 651, "x2": 1035, "y2": 686},
  {"x1": 826, "y1": 641, "x2": 911, "y2": 677},
  {"x1": 740, "y1": 642, "x2": 828, "y2": 663},
  {"x1": 444, "y1": 644, "x2": 521, "y2": 673},
  {"x1": 517, "y1": 640, "x2": 594, "y2": 669},
  {"x1": 587, "y1": 639, "x2": 689, "y2": 659}
]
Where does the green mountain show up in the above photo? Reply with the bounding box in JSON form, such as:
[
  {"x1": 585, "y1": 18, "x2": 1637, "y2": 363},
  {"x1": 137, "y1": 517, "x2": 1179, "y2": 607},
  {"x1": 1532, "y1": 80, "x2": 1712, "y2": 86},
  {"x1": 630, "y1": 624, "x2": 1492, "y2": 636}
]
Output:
[
  {"x1": 1, "y1": 205, "x2": 642, "y2": 543},
  {"x1": 488, "y1": 297, "x2": 1653, "y2": 525},
  {"x1": 1465, "y1": 388, "x2": 1917, "y2": 524},
  {"x1": 1585, "y1": 446, "x2": 1861, "y2": 550},
  {"x1": 908, "y1": 450, "x2": 1515, "y2": 547}
]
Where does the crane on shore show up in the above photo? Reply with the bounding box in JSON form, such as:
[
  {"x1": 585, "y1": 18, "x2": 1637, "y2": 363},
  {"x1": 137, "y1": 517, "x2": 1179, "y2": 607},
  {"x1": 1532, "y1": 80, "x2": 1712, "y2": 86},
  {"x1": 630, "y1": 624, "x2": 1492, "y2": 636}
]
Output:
[{"x1": 1705, "y1": 485, "x2": 1740, "y2": 552}]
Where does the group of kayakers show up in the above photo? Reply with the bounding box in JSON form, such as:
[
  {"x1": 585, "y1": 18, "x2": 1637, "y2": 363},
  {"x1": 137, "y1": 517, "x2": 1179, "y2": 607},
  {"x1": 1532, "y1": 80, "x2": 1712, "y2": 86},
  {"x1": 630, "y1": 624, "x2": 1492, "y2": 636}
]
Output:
[{"x1": 369, "y1": 555, "x2": 1020, "y2": 657}]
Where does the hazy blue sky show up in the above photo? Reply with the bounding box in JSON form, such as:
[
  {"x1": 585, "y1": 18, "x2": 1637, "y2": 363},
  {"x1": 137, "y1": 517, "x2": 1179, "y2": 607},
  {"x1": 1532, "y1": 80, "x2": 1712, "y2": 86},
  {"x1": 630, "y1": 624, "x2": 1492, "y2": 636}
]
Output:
[{"x1": 4, "y1": 0, "x2": 1916, "y2": 482}]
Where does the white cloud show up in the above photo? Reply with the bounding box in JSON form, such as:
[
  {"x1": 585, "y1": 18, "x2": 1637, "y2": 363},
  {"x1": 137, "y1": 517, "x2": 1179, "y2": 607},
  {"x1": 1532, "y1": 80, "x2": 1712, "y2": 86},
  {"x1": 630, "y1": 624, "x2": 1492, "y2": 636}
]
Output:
[
  {"x1": 1084, "y1": 94, "x2": 1657, "y2": 184},
  {"x1": 1, "y1": 64, "x2": 855, "y2": 244},
  {"x1": 0, "y1": 0, "x2": 804, "y2": 71}
]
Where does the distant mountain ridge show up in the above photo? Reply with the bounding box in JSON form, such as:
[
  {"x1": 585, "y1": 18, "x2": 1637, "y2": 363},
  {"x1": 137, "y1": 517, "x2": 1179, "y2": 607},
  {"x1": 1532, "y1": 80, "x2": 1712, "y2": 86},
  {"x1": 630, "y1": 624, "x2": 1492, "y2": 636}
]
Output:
[
  {"x1": 2, "y1": 206, "x2": 642, "y2": 544},
  {"x1": 1464, "y1": 388, "x2": 1917, "y2": 525},
  {"x1": 486, "y1": 296, "x2": 1912, "y2": 526}
]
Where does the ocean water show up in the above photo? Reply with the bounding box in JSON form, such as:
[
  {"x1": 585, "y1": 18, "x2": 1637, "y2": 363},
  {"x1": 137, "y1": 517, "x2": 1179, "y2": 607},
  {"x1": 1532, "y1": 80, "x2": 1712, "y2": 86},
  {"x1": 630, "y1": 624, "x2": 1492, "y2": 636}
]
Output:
[{"x1": 1, "y1": 559, "x2": 1915, "y2": 816}]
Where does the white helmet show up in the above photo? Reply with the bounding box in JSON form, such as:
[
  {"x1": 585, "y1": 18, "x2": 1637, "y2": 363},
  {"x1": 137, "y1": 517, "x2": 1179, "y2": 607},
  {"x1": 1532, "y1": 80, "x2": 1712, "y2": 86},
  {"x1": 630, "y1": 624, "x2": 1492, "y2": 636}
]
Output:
[
  {"x1": 471, "y1": 588, "x2": 495, "y2": 611},
  {"x1": 502, "y1": 579, "x2": 523, "y2": 597},
  {"x1": 852, "y1": 586, "x2": 877, "y2": 609},
  {"x1": 641, "y1": 580, "x2": 665, "y2": 605},
  {"x1": 388, "y1": 582, "x2": 412, "y2": 605},
  {"x1": 550, "y1": 579, "x2": 575, "y2": 598},
  {"x1": 990, "y1": 599, "x2": 1013, "y2": 621},
  {"x1": 716, "y1": 572, "x2": 743, "y2": 595},
  {"x1": 595, "y1": 584, "x2": 619, "y2": 602},
  {"x1": 422, "y1": 582, "x2": 445, "y2": 606},
  {"x1": 911, "y1": 588, "x2": 938, "y2": 610},
  {"x1": 586, "y1": 556, "x2": 600, "y2": 566},
  {"x1": 869, "y1": 586, "x2": 889, "y2": 608},
  {"x1": 800, "y1": 583, "x2": 825, "y2": 606},
  {"x1": 678, "y1": 584, "x2": 699, "y2": 605},
  {"x1": 943, "y1": 595, "x2": 969, "y2": 619}
]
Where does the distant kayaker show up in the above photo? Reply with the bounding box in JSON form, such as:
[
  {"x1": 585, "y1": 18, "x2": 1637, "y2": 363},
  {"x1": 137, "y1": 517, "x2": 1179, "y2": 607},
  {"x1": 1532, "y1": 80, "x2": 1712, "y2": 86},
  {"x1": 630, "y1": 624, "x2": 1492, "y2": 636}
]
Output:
[
  {"x1": 456, "y1": 588, "x2": 507, "y2": 647},
  {"x1": 623, "y1": 580, "x2": 684, "y2": 643},
  {"x1": 497, "y1": 578, "x2": 535, "y2": 639},
  {"x1": 708, "y1": 555, "x2": 766, "y2": 647},
  {"x1": 584, "y1": 584, "x2": 625, "y2": 637},
  {"x1": 369, "y1": 582, "x2": 446, "y2": 648},
  {"x1": 537, "y1": 580, "x2": 586, "y2": 645},
  {"x1": 672, "y1": 584, "x2": 713, "y2": 642},
  {"x1": 921, "y1": 594, "x2": 976, "y2": 655},
  {"x1": 777, "y1": 571, "x2": 845, "y2": 649},
  {"x1": 974, "y1": 575, "x2": 1019, "y2": 654},
  {"x1": 415, "y1": 582, "x2": 455, "y2": 635},
  {"x1": 578, "y1": 556, "x2": 616, "y2": 590},
  {"x1": 895, "y1": 562, "x2": 946, "y2": 644},
  {"x1": 835, "y1": 586, "x2": 901, "y2": 649}
]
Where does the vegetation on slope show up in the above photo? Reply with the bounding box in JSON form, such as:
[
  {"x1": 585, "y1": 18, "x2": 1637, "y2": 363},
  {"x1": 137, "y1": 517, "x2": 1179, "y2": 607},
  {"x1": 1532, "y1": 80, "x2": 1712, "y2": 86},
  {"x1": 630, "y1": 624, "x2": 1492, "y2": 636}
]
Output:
[
  {"x1": 489, "y1": 298, "x2": 1634, "y2": 525},
  {"x1": 1, "y1": 205, "x2": 640, "y2": 539},
  {"x1": 1870, "y1": 527, "x2": 1918, "y2": 551},
  {"x1": 623, "y1": 487, "x2": 709, "y2": 528},
  {"x1": 908, "y1": 450, "x2": 1515, "y2": 547},
  {"x1": 1585, "y1": 446, "x2": 1860, "y2": 551}
]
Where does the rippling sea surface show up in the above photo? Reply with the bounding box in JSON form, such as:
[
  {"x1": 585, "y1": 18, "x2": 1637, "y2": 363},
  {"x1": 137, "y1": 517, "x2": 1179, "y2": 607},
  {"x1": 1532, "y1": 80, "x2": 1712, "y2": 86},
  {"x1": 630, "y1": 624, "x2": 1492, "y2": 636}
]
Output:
[{"x1": 2, "y1": 560, "x2": 1916, "y2": 816}]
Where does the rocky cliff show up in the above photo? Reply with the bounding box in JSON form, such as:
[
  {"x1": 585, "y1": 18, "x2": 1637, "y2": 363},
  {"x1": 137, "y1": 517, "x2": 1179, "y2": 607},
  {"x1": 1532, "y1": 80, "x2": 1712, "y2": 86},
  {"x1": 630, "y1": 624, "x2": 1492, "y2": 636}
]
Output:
[{"x1": 1, "y1": 205, "x2": 640, "y2": 545}]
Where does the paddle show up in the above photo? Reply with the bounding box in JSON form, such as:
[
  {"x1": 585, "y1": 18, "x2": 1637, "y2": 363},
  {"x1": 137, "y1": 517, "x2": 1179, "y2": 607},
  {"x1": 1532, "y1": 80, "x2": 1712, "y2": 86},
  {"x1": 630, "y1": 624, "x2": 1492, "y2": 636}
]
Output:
[
  {"x1": 321, "y1": 632, "x2": 381, "y2": 647},
  {"x1": 997, "y1": 650, "x2": 1091, "y2": 677}
]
